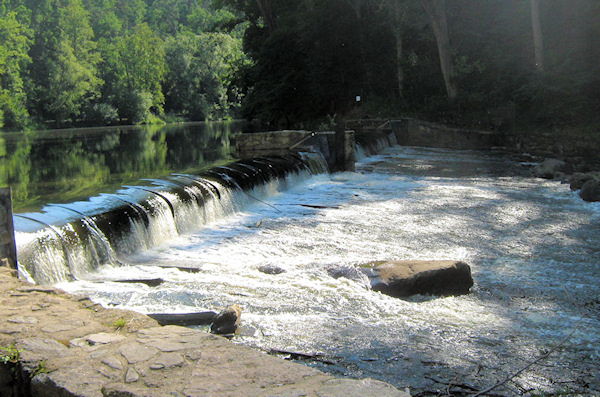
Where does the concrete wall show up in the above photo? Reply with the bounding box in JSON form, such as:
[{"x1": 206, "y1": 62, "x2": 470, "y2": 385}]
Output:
[
  {"x1": 234, "y1": 130, "x2": 355, "y2": 172},
  {"x1": 0, "y1": 188, "x2": 17, "y2": 269},
  {"x1": 234, "y1": 130, "x2": 314, "y2": 157},
  {"x1": 384, "y1": 119, "x2": 503, "y2": 150}
]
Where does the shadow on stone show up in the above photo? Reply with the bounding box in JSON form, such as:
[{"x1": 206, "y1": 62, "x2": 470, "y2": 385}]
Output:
[{"x1": 147, "y1": 312, "x2": 217, "y2": 326}]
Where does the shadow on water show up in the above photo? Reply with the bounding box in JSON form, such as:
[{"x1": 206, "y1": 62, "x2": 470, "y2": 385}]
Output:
[{"x1": 314, "y1": 147, "x2": 600, "y2": 395}]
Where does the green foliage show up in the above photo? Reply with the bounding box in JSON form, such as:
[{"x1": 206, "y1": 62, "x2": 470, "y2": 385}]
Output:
[
  {"x1": 164, "y1": 31, "x2": 246, "y2": 121},
  {"x1": 0, "y1": 7, "x2": 31, "y2": 130},
  {"x1": 31, "y1": 359, "x2": 50, "y2": 377},
  {"x1": 512, "y1": 65, "x2": 599, "y2": 126},
  {"x1": 111, "y1": 317, "x2": 128, "y2": 330},
  {"x1": 26, "y1": 0, "x2": 102, "y2": 126},
  {"x1": 100, "y1": 23, "x2": 166, "y2": 123},
  {"x1": 84, "y1": 102, "x2": 118, "y2": 125},
  {"x1": 1, "y1": 344, "x2": 22, "y2": 365},
  {"x1": 1, "y1": 0, "x2": 598, "y2": 131}
]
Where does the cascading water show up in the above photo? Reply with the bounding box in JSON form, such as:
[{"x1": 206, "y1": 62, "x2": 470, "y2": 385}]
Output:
[
  {"x1": 13, "y1": 141, "x2": 600, "y2": 395},
  {"x1": 14, "y1": 152, "x2": 327, "y2": 285}
]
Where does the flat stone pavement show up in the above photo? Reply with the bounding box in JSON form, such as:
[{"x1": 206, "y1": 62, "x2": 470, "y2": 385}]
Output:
[{"x1": 0, "y1": 268, "x2": 410, "y2": 396}]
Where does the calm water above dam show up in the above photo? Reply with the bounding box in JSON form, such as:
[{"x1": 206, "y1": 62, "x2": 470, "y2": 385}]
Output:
[
  {"x1": 1, "y1": 121, "x2": 243, "y2": 212},
  {"x1": 30, "y1": 144, "x2": 599, "y2": 395}
]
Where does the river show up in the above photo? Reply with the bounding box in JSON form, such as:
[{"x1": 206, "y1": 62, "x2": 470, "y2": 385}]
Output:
[
  {"x1": 32, "y1": 144, "x2": 599, "y2": 395},
  {"x1": 1, "y1": 121, "x2": 242, "y2": 212}
]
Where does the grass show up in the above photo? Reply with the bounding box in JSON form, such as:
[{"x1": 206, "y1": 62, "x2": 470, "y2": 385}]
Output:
[
  {"x1": 111, "y1": 317, "x2": 129, "y2": 330},
  {"x1": 31, "y1": 360, "x2": 50, "y2": 378}
]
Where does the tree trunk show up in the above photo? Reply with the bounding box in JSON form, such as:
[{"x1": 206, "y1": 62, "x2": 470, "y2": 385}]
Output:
[
  {"x1": 393, "y1": 3, "x2": 404, "y2": 98},
  {"x1": 530, "y1": 0, "x2": 545, "y2": 72},
  {"x1": 420, "y1": 0, "x2": 458, "y2": 100},
  {"x1": 256, "y1": 0, "x2": 274, "y2": 31}
]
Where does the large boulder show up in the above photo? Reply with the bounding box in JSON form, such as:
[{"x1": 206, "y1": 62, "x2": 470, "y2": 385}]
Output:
[
  {"x1": 533, "y1": 158, "x2": 566, "y2": 179},
  {"x1": 580, "y1": 179, "x2": 600, "y2": 202},
  {"x1": 570, "y1": 172, "x2": 596, "y2": 190},
  {"x1": 364, "y1": 260, "x2": 473, "y2": 298}
]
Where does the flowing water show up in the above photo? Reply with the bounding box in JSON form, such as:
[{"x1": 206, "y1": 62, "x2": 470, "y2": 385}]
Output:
[{"x1": 14, "y1": 144, "x2": 600, "y2": 395}]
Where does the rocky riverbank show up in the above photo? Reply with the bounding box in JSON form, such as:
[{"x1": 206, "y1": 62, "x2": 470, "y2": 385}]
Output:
[
  {"x1": 0, "y1": 267, "x2": 409, "y2": 397},
  {"x1": 506, "y1": 126, "x2": 600, "y2": 201},
  {"x1": 531, "y1": 157, "x2": 600, "y2": 202}
]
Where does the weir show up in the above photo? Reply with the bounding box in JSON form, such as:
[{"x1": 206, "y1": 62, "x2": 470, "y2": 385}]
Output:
[
  {"x1": 3, "y1": 122, "x2": 600, "y2": 396},
  {"x1": 12, "y1": 151, "x2": 331, "y2": 285},
  {"x1": 8, "y1": 121, "x2": 499, "y2": 285}
]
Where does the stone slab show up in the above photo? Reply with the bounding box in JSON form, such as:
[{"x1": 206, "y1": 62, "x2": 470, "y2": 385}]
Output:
[{"x1": 0, "y1": 267, "x2": 409, "y2": 396}]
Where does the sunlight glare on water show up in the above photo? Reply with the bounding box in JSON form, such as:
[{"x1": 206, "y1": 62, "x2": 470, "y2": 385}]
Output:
[{"x1": 58, "y1": 146, "x2": 600, "y2": 395}]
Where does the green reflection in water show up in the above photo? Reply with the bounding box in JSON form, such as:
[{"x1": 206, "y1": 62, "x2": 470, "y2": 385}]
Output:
[{"x1": 1, "y1": 121, "x2": 243, "y2": 212}]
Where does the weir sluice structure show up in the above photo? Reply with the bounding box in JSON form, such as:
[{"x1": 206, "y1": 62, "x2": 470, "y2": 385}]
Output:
[
  {"x1": 12, "y1": 129, "x2": 357, "y2": 285},
  {"x1": 10, "y1": 119, "x2": 501, "y2": 285}
]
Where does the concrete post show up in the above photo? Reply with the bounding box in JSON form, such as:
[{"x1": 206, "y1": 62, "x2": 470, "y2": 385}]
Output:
[
  {"x1": 0, "y1": 187, "x2": 17, "y2": 269},
  {"x1": 341, "y1": 130, "x2": 356, "y2": 172},
  {"x1": 330, "y1": 129, "x2": 356, "y2": 173}
]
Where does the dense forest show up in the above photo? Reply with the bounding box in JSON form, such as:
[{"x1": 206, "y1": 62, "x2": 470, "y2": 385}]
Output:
[{"x1": 0, "y1": 0, "x2": 599, "y2": 131}]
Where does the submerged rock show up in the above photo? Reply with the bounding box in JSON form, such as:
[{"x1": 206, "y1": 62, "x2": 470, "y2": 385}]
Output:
[
  {"x1": 327, "y1": 265, "x2": 370, "y2": 288},
  {"x1": 211, "y1": 304, "x2": 242, "y2": 335},
  {"x1": 364, "y1": 260, "x2": 473, "y2": 298},
  {"x1": 258, "y1": 264, "x2": 286, "y2": 275}
]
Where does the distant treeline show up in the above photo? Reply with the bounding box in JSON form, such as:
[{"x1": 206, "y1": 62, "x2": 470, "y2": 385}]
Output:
[
  {"x1": 1, "y1": 0, "x2": 599, "y2": 131},
  {"x1": 0, "y1": 0, "x2": 247, "y2": 130}
]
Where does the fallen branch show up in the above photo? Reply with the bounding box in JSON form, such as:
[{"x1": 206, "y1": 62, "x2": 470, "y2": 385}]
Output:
[
  {"x1": 277, "y1": 203, "x2": 341, "y2": 209},
  {"x1": 268, "y1": 349, "x2": 338, "y2": 365},
  {"x1": 243, "y1": 191, "x2": 282, "y2": 213}
]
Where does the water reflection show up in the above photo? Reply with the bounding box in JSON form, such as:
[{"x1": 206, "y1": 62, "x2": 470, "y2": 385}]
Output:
[{"x1": 1, "y1": 121, "x2": 243, "y2": 212}]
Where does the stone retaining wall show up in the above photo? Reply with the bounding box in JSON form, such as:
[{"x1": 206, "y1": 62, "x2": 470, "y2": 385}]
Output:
[
  {"x1": 382, "y1": 119, "x2": 503, "y2": 150},
  {"x1": 0, "y1": 188, "x2": 16, "y2": 269}
]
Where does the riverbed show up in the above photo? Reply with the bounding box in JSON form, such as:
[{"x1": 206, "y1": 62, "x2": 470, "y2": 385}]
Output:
[{"x1": 56, "y1": 145, "x2": 600, "y2": 395}]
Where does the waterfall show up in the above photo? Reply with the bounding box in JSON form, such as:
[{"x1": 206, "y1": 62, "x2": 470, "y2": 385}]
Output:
[
  {"x1": 14, "y1": 152, "x2": 328, "y2": 285},
  {"x1": 355, "y1": 132, "x2": 398, "y2": 160}
]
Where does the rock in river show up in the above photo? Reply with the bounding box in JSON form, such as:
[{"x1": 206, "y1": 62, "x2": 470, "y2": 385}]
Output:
[
  {"x1": 211, "y1": 304, "x2": 242, "y2": 335},
  {"x1": 580, "y1": 179, "x2": 600, "y2": 202},
  {"x1": 533, "y1": 158, "x2": 566, "y2": 179},
  {"x1": 364, "y1": 260, "x2": 474, "y2": 298}
]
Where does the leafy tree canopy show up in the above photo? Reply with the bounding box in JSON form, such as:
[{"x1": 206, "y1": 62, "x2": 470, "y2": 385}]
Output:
[{"x1": 0, "y1": 0, "x2": 598, "y2": 131}]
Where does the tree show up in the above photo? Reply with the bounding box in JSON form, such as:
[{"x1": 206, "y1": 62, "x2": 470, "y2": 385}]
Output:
[
  {"x1": 101, "y1": 23, "x2": 166, "y2": 123},
  {"x1": 82, "y1": 0, "x2": 124, "y2": 39},
  {"x1": 530, "y1": 0, "x2": 544, "y2": 72},
  {"x1": 146, "y1": 0, "x2": 187, "y2": 36},
  {"x1": 375, "y1": 0, "x2": 422, "y2": 100},
  {"x1": 419, "y1": 0, "x2": 457, "y2": 100},
  {"x1": 26, "y1": 0, "x2": 102, "y2": 126},
  {"x1": 0, "y1": 7, "x2": 31, "y2": 130},
  {"x1": 164, "y1": 32, "x2": 244, "y2": 120}
]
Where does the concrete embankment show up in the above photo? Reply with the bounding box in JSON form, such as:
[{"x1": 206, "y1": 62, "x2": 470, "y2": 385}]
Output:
[{"x1": 0, "y1": 267, "x2": 408, "y2": 396}]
